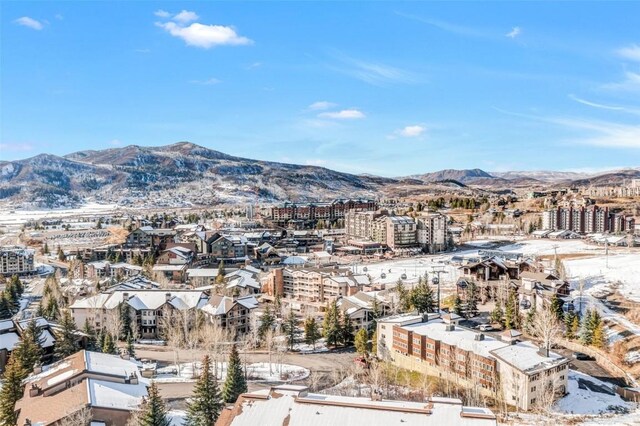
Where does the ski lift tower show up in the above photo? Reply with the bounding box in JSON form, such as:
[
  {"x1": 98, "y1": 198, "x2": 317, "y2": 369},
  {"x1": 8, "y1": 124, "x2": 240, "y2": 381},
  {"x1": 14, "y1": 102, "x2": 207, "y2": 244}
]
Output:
[{"x1": 430, "y1": 266, "x2": 448, "y2": 313}]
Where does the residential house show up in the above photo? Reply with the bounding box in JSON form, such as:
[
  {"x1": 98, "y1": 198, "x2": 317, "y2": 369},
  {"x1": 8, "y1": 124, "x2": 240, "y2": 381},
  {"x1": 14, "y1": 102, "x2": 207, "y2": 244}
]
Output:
[{"x1": 201, "y1": 294, "x2": 259, "y2": 336}]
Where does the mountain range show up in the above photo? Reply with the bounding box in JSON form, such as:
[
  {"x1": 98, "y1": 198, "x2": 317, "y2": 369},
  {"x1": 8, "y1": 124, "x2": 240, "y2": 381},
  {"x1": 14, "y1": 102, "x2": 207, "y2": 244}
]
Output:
[{"x1": 1, "y1": 142, "x2": 638, "y2": 207}]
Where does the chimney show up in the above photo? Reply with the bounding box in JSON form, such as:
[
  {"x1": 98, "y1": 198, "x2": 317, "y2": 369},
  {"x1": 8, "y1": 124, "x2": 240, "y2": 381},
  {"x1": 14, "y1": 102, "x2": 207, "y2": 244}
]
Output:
[
  {"x1": 445, "y1": 324, "x2": 455, "y2": 332},
  {"x1": 29, "y1": 384, "x2": 41, "y2": 397},
  {"x1": 128, "y1": 372, "x2": 139, "y2": 385},
  {"x1": 123, "y1": 292, "x2": 129, "y2": 300},
  {"x1": 165, "y1": 292, "x2": 172, "y2": 301},
  {"x1": 33, "y1": 363, "x2": 42, "y2": 374},
  {"x1": 475, "y1": 333, "x2": 485, "y2": 341},
  {"x1": 24, "y1": 420, "x2": 32, "y2": 426},
  {"x1": 422, "y1": 313, "x2": 430, "y2": 323}
]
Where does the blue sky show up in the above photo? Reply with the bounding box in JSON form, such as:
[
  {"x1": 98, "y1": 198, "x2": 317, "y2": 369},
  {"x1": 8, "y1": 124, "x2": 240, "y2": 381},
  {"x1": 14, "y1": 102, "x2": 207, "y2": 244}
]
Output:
[{"x1": 2, "y1": 1, "x2": 639, "y2": 176}]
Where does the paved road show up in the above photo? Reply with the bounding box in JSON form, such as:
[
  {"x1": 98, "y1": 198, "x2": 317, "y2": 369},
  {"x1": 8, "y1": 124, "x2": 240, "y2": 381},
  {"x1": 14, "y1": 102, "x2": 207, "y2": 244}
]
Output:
[{"x1": 554, "y1": 348, "x2": 627, "y2": 387}]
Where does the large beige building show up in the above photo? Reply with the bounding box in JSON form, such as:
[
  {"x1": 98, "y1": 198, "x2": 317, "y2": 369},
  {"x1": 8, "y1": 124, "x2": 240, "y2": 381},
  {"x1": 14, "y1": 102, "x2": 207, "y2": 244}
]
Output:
[
  {"x1": 263, "y1": 267, "x2": 368, "y2": 312},
  {"x1": 372, "y1": 215, "x2": 417, "y2": 249},
  {"x1": 0, "y1": 246, "x2": 35, "y2": 276},
  {"x1": 377, "y1": 315, "x2": 569, "y2": 411},
  {"x1": 416, "y1": 213, "x2": 448, "y2": 253}
]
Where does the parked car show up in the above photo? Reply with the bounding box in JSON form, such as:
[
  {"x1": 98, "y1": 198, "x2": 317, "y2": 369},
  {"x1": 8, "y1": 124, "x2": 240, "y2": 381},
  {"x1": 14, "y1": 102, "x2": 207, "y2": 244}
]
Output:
[
  {"x1": 478, "y1": 324, "x2": 494, "y2": 332},
  {"x1": 573, "y1": 352, "x2": 592, "y2": 361}
]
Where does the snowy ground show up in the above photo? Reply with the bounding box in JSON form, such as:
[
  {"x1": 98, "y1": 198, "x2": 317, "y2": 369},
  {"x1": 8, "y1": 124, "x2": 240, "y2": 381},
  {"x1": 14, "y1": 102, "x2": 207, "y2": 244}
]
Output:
[
  {"x1": 154, "y1": 361, "x2": 309, "y2": 383},
  {"x1": 0, "y1": 202, "x2": 120, "y2": 228},
  {"x1": 499, "y1": 239, "x2": 605, "y2": 257},
  {"x1": 168, "y1": 410, "x2": 186, "y2": 426},
  {"x1": 564, "y1": 253, "x2": 640, "y2": 302},
  {"x1": 293, "y1": 338, "x2": 329, "y2": 353},
  {"x1": 554, "y1": 371, "x2": 633, "y2": 415},
  {"x1": 350, "y1": 255, "x2": 461, "y2": 287}
]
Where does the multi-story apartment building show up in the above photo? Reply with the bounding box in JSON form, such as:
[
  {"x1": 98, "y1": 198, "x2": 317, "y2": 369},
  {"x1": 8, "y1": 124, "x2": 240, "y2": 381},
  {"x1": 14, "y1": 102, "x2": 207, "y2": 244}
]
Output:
[
  {"x1": 375, "y1": 216, "x2": 417, "y2": 249},
  {"x1": 270, "y1": 199, "x2": 377, "y2": 223},
  {"x1": 124, "y1": 226, "x2": 176, "y2": 249},
  {"x1": 262, "y1": 267, "x2": 368, "y2": 311},
  {"x1": 345, "y1": 210, "x2": 380, "y2": 239},
  {"x1": 377, "y1": 315, "x2": 569, "y2": 411},
  {"x1": 0, "y1": 246, "x2": 35, "y2": 276},
  {"x1": 542, "y1": 205, "x2": 634, "y2": 234},
  {"x1": 201, "y1": 294, "x2": 259, "y2": 336},
  {"x1": 416, "y1": 213, "x2": 448, "y2": 253}
]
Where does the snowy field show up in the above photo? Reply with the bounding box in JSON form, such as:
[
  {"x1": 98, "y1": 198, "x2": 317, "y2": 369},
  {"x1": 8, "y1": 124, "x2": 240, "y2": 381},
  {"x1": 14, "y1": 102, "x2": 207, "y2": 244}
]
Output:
[
  {"x1": 499, "y1": 239, "x2": 605, "y2": 257},
  {"x1": 350, "y1": 255, "x2": 461, "y2": 287},
  {"x1": 554, "y1": 371, "x2": 633, "y2": 415},
  {"x1": 564, "y1": 253, "x2": 640, "y2": 302},
  {"x1": 155, "y1": 361, "x2": 309, "y2": 383},
  {"x1": 0, "y1": 202, "x2": 120, "y2": 228}
]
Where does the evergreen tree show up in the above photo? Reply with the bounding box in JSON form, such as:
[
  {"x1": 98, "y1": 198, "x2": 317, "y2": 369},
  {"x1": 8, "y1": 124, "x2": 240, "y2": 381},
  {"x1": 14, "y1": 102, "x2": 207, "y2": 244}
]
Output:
[
  {"x1": 222, "y1": 345, "x2": 247, "y2": 403},
  {"x1": 0, "y1": 356, "x2": 27, "y2": 426},
  {"x1": 323, "y1": 302, "x2": 341, "y2": 347},
  {"x1": 102, "y1": 332, "x2": 117, "y2": 354},
  {"x1": 83, "y1": 319, "x2": 99, "y2": 351},
  {"x1": 464, "y1": 282, "x2": 479, "y2": 319},
  {"x1": 54, "y1": 311, "x2": 79, "y2": 359},
  {"x1": 97, "y1": 331, "x2": 106, "y2": 353},
  {"x1": 43, "y1": 242, "x2": 49, "y2": 254},
  {"x1": 371, "y1": 330, "x2": 378, "y2": 355},
  {"x1": 581, "y1": 309, "x2": 595, "y2": 346},
  {"x1": 453, "y1": 295, "x2": 463, "y2": 317},
  {"x1": 43, "y1": 296, "x2": 61, "y2": 321},
  {"x1": 354, "y1": 328, "x2": 370, "y2": 357},
  {"x1": 185, "y1": 355, "x2": 223, "y2": 426},
  {"x1": 369, "y1": 296, "x2": 382, "y2": 332},
  {"x1": 217, "y1": 260, "x2": 225, "y2": 278},
  {"x1": 0, "y1": 293, "x2": 12, "y2": 320},
  {"x1": 570, "y1": 314, "x2": 580, "y2": 340},
  {"x1": 283, "y1": 308, "x2": 299, "y2": 351},
  {"x1": 303, "y1": 316, "x2": 321, "y2": 350},
  {"x1": 126, "y1": 333, "x2": 136, "y2": 358},
  {"x1": 550, "y1": 294, "x2": 564, "y2": 321},
  {"x1": 139, "y1": 381, "x2": 171, "y2": 426},
  {"x1": 119, "y1": 303, "x2": 132, "y2": 340},
  {"x1": 395, "y1": 280, "x2": 411, "y2": 313},
  {"x1": 13, "y1": 319, "x2": 44, "y2": 372},
  {"x1": 10, "y1": 276, "x2": 23, "y2": 297},
  {"x1": 490, "y1": 299, "x2": 504, "y2": 326},
  {"x1": 564, "y1": 311, "x2": 578, "y2": 340},
  {"x1": 57, "y1": 247, "x2": 66, "y2": 262},
  {"x1": 339, "y1": 313, "x2": 354, "y2": 347},
  {"x1": 411, "y1": 279, "x2": 435, "y2": 314},
  {"x1": 504, "y1": 291, "x2": 518, "y2": 329},
  {"x1": 258, "y1": 305, "x2": 275, "y2": 340}
]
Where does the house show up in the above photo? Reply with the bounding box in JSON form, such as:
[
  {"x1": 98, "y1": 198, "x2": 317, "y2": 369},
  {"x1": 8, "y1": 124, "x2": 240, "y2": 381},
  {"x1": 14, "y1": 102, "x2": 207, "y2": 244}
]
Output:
[
  {"x1": 210, "y1": 235, "x2": 249, "y2": 260},
  {"x1": 0, "y1": 318, "x2": 58, "y2": 373},
  {"x1": 217, "y1": 385, "x2": 497, "y2": 426},
  {"x1": 152, "y1": 263, "x2": 188, "y2": 283},
  {"x1": 253, "y1": 242, "x2": 281, "y2": 265},
  {"x1": 156, "y1": 245, "x2": 195, "y2": 265},
  {"x1": 336, "y1": 291, "x2": 390, "y2": 331},
  {"x1": 516, "y1": 271, "x2": 571, "y2": 311},
  {"x1": 187, "y1": 268, "x2": 220, "y2": 287},
  {"x1": 377, "y1": 316, "x2": 569, "y2": 411},
  {"x1": 124, "y1": 226, "x2": 176, "y2": 249},
  {"x1": 193, "y1": 231, "x2": 221, "y2": 255},
  {"x1": 201, "y1": 295, "x2": 259, "y2": 336},
  {"x1": 15, "y1": 350, "x2": 147, "y2": 426},
  {"x1": 224, "y1": 268, "x2": 262, "y2": 295}
]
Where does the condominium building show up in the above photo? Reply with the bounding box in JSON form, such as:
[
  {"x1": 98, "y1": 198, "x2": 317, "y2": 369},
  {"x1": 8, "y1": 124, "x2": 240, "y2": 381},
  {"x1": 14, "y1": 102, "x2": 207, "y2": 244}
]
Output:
[
  {"x1": 270, "y1": 199, "x2": 377, "y2": 223},
  {"x1": 372, "y1": 215, "x2": 417, "y2": 249},
  {"x1": 345, "y1": 210, "x2": 380, "y2": 239},
  {"x1": 377, "y1": 316, "x2": 570, "y2": 411},
  {"x1": 0, "y1": 246, "x2": 35, "y2": 276},
  {"x1": 542, "y1": 205, "x2": 634, "y2": 234},
  {"x1": 416, "y1": 213, "x2": 448, "y2": 253},
  {"x1": 262, "y1": 267, "x2": 368, "y2": 311}
]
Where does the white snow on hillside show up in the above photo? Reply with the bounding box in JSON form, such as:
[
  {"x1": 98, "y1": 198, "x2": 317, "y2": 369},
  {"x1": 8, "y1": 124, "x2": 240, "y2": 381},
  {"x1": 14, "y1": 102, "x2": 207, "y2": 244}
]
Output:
[
  {"x1": 564, "y1": 253, "x2": 640, "y2": 302},
  {"x1": 554, "y1": 371, "x2": 633, "y2": 415}
]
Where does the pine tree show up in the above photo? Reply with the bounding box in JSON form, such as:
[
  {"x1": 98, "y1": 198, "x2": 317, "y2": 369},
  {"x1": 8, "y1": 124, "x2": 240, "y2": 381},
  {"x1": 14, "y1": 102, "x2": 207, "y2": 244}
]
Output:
[
  {"x1": 185, "y1": 355, "x2": 222, "y2": 426},
  {"x1": 43, "y1": 242, "x2": 49, "y2": 254},
  {"x1": 323, "y1": 302, "x2": 341, "y2": 347},
  {"x1": 395, "y1": 280, "x2": 411, "y2": 313},
  {"x1": 127, "y1": 333, "x2": 136, "y2": 358},
  {"x1": 102, "y1": 333, "x2": 117, "y2": 355},
  {"x1": 57, "y1": 247, "x2": 66, "y2": 262},
  {"x1": 83, "y1": 319, "x2": 99, "y2": 351},
  {"x1": 54, "y1": 311, "x2": 79, "y2": 359},
  {"x1": 581, "y1": 309, "x2": 594, "y2": 346},
  {"x1": 304, "y1": 316, "x2": 321, "y2": 350},
  {"x1": 339, "y1": 313, "x2": 354, "y2": 347},
  {"x1": 283, "y1": 308, "x2": 298, "y2": 351},
  {"x1": 370, "y1": 296, "x2": 382, "y2": 332},
  {"x1": 0, "y1": 356, "x2": 28, "y2": 425},
  {"x1": 139, "y1": 381, "x2": 171, "y2": 426},
  {"x1": 570, "y1": 314, "x2": 580, "y2": 340},
  {"x1": 13, "y1": 319, "x2": 44, "y2": 372},
  {"x1": 592, "y1": 321, "x2": 606, "y2": 349},
  {"x1": 0, "y1": 293, "x2": 12, "y2": 320},
  {"x1": 10, "y1": 276, "x2": 23, "y2": 297},
  {"x1": 120, "y1": 303, "x2": 132, "y2": 340},
  {"x1": 411, "y1": 279, "x2": 435, "y2": 314},
  {"x1": 464, "y1": 282, "x2": 479, "y2": 319},
  {"x1": 43, "y1": 296, "x2": 61, "y2": 321},
  {"x1": 354, "y1": 328, "x2": 369, "y2": 357},
  {"x1": 258, "y1": 305, "x2": 275, "y2": 340},
  {"x1": 453, "y1": 295, "x2": 463, "y2": 317},
  {"x1": 490, "y1": 299, "x2": 504, "y2": 326},
  {"x1": 550, "y1": 294, "x2": 564, "y2": 321},
  {"x1": 222, "y1": 345, "x2": 247, "y2": 403},
  {"x1": 504, "y1": 291, "x2": 518, "y2": 329}
]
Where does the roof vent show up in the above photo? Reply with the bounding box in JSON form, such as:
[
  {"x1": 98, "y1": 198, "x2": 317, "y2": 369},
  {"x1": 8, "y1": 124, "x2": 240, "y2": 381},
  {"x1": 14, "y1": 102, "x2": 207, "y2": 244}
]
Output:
[
  {"x1": 445, "y1": 324, "x2": 455, "y2": 332},
  {"x1": 475, "y1": 333, "x2": 485, "y2": 341}
]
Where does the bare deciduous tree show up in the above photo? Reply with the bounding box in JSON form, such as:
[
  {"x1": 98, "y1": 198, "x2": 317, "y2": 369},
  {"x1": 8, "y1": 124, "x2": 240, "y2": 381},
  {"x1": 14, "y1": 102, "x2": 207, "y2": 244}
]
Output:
[
  {"x1": 530, "y1": 304, "x2": 562, "y2": 357},
  {"x1": 59, "y1": 405, "x2": 92, "y2": 426}
]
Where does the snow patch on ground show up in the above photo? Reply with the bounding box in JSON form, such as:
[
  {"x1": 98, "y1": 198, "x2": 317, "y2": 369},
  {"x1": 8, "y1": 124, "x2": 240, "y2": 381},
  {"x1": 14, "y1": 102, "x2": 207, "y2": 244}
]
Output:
[
  {"x1": 554, "y1": 371, "x2": 633, "y2": 415},
  {"x1": 293, "y1": 338, "x2": 329, "y2": 353},
  {"x1": 564, "y1": 253, "x2": 640, "y2": 302},
  {"x1": 155, "y1": 361, "x2": 309, "y2": 383}
]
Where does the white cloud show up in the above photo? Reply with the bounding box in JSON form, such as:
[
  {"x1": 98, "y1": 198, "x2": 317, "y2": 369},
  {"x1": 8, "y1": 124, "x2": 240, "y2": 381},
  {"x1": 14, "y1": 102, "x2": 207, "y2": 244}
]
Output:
[
  {"x1": 550, "y1": 118, "x2": 640, "y2": 149},
  {"x1": 330, "y1": 52, "x2": 417, "y2": 86},
  {"x1": 109, "y1": 139, "x2": 123, "y2": 147},
  {"x1": 173, "y1": 10, "x2": 199, "y2": 24},
  {"x1": 189, "y1": 77, "x2": 221, "y2": 85},
  {"x1": 617, "y1": 44, "x2": 640, "y2": 62},
  {"x1": 247, "y1": 61, "x2": 262, "y2": 69},
  {"x1": 569, "y1": 94, "x2": 640, "y2": 115},
  {"x1": 318, "y1": 109, "x2": 365, "y2": 120},
  {"x1": 54, "y1": 14, "x2": 63, "y2": 20},
  {"x1": 308, "y1": 101, "x2": 336, "y2": 111},
  {"x1": 506, "y1": 27, "x2": 522, "y2": 38},
  {"x1": 14, "y1": 16, "x2": 43, "y2": 30},
  {"x1": 0, "y1": 142, "x2": 34, "y2": 152},
  {"x1": 395, "y1": 12, "x2": 487, "y2": 38},
  {"x1": 156, "y1": 21, "x2": 252, "y2": 49},
  {"x1": 154, "y1": 10, "x2": 171, "y2": 18},
  {"x1": 603, "y1": 71, "x2": 640, "y2": 92},
  {"x1": 396, "y1": 125, "x2": 427, "y2": 137}
]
